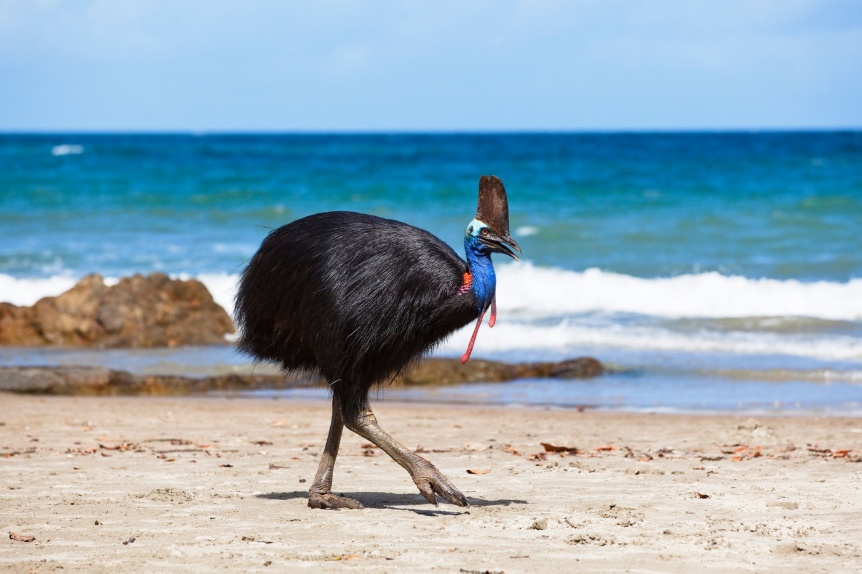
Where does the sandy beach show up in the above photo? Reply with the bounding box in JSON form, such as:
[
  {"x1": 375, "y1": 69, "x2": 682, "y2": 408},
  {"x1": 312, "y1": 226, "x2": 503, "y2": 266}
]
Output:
[{"x1": 2, "y1": 394, "x2": 861, "y2": 573}]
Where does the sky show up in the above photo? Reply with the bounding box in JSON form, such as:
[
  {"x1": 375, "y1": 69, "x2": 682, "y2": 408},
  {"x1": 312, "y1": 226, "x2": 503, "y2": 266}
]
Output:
[{"x1": 1, "y1": 0, "x2": 861, "y2": 132}]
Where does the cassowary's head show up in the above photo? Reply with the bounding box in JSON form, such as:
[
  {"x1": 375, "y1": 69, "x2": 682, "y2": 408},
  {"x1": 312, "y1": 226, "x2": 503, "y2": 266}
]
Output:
[{"x1": 466, "y1": 175, "x2": 521, "y2": 261}]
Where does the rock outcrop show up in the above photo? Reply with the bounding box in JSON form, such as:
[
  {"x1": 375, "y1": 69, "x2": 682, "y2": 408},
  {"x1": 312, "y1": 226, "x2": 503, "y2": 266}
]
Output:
[
  {"x1": 0, "y1": 366, "x2": 289, "y2": 395},
  {"x1": 397, "y1": 356, "x2": 604, "y2": 386},
  {"x1": 0, "y1": 273, "x2": 234, "y2": 348},
  {"x1": 0, "y1": 356, "x2": 605, "y2": 396}
]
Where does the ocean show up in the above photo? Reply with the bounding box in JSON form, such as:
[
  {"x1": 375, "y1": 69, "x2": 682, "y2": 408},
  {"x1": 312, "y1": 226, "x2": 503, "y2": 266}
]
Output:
[{"x1": 1, "y1": 132, "x2": 861, "y2": 413}]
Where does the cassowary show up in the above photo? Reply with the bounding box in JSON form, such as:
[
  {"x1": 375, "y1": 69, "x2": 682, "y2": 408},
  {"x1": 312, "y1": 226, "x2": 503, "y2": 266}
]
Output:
[{"x1": 235, "y1": 175, "x2": 521, "y2": 509}]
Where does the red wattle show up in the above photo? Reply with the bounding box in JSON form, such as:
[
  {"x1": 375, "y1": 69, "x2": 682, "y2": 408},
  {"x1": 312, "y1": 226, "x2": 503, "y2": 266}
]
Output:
[{"x1": 460, "y1": 308, "x2": 486, "y2": 364}]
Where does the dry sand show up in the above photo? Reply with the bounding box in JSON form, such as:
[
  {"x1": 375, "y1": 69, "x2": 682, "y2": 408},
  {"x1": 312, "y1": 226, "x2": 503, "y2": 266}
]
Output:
[{"x1": 2, "y1": 394, "x2": 861, "y2": 573}]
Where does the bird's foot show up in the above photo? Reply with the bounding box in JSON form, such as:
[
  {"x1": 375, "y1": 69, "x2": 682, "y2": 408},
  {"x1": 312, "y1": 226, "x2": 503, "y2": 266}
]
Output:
[
  {"x1": 308, "y1": 492, "x2": 364, "y2": 510},
  {"x1": 412, "y1": 462, "x2": 469, "y2": 507}
]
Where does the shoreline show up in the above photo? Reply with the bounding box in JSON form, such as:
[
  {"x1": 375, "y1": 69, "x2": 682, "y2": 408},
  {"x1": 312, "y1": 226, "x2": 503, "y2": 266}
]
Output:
[
  {"x1": 2, "y1": 394, "x2": 861, "y2": 572},
  {"x1": 2, "y1": 359, "x2": 860, "y2": 417},
  {"x1": 4, "y1": 367, "x2": 862, "y2": 419},
  {"x1": 238, "y1": 389, "x2": 862, "y2": 419}
]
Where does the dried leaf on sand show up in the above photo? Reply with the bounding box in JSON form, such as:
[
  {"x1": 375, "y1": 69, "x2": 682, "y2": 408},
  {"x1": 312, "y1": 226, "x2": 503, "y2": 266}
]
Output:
[
  {"x1": 9, "y1": 531, "x2": 35, "y2": 542},
  {"x1": 540, "y1": 442, "x2": 580, "y2": 454}
]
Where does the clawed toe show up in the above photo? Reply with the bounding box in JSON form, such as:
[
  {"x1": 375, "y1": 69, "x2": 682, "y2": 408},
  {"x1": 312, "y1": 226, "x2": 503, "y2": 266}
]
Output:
[
  {"x1": 413, "y1": 464, "x2": 469, "y2": 507},
  {"x1": 431, "y1": 479, "x2": 469, "y2": 507},
  {"x1": 308, "y1": 492, "x2": 364, "y2": 510}
]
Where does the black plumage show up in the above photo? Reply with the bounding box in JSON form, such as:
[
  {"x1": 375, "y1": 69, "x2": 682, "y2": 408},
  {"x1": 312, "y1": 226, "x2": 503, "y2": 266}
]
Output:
[
  {"x1": 235, "y1": 212, "x2": 476, "y2": 420},
  {"x1": 235, "y1": 176, "x2": 520, "y2": 509}
]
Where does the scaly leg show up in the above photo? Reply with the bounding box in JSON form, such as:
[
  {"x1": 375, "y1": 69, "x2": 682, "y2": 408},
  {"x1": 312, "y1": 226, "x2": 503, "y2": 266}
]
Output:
[
  {"x1": 343, "y1": 406, "x2": 468, "y2": 507},
  {"x1": 307, "y1": 397, "x2": 363, "y2": 510}
]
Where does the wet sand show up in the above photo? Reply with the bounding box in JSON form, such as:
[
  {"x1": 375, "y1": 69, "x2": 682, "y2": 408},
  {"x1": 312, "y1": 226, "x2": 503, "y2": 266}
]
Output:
[{"x1": 2, "y1": 394, "x2": 861, "y2": 572}]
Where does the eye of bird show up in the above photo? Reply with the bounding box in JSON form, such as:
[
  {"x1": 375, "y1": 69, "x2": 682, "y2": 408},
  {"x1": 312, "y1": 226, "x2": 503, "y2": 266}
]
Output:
[{"x1": 480, "y1": 228, "x2": 489, "y2": 236}]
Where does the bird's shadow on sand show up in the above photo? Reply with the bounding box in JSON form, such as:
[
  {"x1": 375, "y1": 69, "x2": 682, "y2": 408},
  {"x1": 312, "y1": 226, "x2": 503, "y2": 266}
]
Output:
[{"x1": 256, "y1": 491, "x2": 526, "y2": 516}]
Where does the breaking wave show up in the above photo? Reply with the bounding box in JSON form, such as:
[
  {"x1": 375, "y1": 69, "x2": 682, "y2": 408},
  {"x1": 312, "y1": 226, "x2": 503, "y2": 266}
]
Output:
[
  {"x1": 495, "y1": 263, "x2": 862, "y2": 321},
  {"x1": 7, "y1": 265, "x2": 862, "y2": 322},
  {"x1": 3, "y1": 264, "x2": 861, "y2": 363},
  {"x1": 51, "y1": 144, "x2": 84, "y2": 156}
]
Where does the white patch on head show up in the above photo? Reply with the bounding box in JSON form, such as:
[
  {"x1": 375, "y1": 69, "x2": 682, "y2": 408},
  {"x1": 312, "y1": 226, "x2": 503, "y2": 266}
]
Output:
[{"x1": 465, "y1": 218, "x2": 487, "y2": 238}]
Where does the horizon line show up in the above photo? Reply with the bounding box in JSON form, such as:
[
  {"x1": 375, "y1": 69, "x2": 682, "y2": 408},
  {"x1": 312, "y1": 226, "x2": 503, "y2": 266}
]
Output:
[{"x1": 2, "y1": 126, "x2": 862, "y2": 136}]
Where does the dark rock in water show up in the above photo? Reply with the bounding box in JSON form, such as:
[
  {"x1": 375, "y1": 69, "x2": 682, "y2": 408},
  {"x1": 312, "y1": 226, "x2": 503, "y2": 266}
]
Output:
[
  {"x1": 508, "y1": 357, "x2": 605, "y2": 379},
  {"x1": 548, "y1": 357, "x2": 604, "y2": 378},
  {"x1": 395, "y1": 356, "x2": 604, "y2": 386},
  {"x1": 0, "y1": 356, "x2": 605, "y2": 396},
  {"x1": 0, "y1": 273, "x2": 234, "y2": 348},
  {"x1": 397, "y1": 358, "x2": 515, "y2": 386},
  {"x1": 0, "y1": 366, "x2": 114, "y2": 394},
  {"x1": 0, "y1": 366, "x2": 293, "y2": 396}
]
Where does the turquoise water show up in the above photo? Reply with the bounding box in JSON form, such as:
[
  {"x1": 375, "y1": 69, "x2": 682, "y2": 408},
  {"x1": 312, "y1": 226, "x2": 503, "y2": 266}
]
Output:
[
  {"x1": 1, "y1": 132, "x2": 861, "y2": 412},
  {"x1": 2, "y1": 132, "x2": 861, "y2": 279}
]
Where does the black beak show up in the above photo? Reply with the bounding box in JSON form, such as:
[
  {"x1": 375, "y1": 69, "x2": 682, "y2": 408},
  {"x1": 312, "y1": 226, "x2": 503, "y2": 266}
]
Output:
[{"x1": 481, "y1": 230, "x2": 522, "y2": 261}]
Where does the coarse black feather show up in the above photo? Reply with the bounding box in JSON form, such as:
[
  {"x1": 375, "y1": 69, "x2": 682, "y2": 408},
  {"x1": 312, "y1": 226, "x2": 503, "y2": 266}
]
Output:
[{"x1": 235, "y1": 211, "x2": 477, "y2": 419}]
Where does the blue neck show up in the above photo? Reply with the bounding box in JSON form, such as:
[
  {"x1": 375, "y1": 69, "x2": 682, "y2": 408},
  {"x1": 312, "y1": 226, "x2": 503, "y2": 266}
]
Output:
[{"x1": 464, "y1": 234, "x2": 496, "y2": 313}]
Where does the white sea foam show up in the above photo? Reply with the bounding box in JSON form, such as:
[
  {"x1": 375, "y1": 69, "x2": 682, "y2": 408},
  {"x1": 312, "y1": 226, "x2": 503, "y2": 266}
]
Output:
[
  {"x1": 3, "y1": 266, "x2": 861, "y2": 363},
  {"x1": 51, "y1": 144, "x2": 84, "y2": 156},
  {"x1": 495, "y1": 262, "x2": 862, "y2": 321},
  {"x1": 0, "y1": 272, "x2": 235, "y2": 312},
  {"x1": 196, "y1": 267, "x2": 862, "y2": 363},
  {"x1": 6, "y1": 265, "x2": 861, "y2": 322},
  {"x1": 194, "y1": 264, "x2": 862, "y2": 323},
  {"x1": 0, "y1": 274, "x2": 78, "y2": 306},
  {"x1": 438, "y1": 319, "x2": 862, "y2": 362},
  {"x1": 190, "y1": 272, "x2": 238, "y2": 317}
]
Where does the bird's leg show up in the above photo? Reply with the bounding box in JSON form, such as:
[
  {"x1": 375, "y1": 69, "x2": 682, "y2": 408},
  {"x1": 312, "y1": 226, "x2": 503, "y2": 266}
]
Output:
[
  {"x1": 343, "y1": 406, "x2": 468, "y2": 507},
  {"x1": 307, "y1": 398, "x2": 363, "y2": 510}
]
